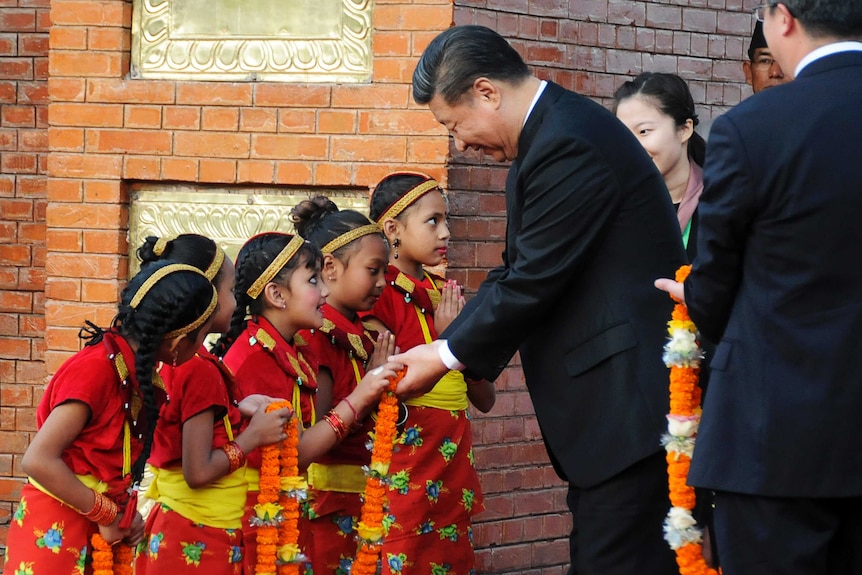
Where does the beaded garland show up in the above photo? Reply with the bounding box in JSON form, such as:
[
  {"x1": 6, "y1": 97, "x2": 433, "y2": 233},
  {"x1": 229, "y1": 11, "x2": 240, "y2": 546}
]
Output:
[
  {"x1": 352, "y1": 369, "x2": 406, "y2": 575},
  {"x1": 661, "y1": 265, "x2": 720, "y2": 575}
]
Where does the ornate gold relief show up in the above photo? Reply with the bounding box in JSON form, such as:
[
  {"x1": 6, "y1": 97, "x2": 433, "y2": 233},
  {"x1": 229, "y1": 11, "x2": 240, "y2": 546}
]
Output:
[
  {"x1": 128, "y1": 184, "x2": 370, "y2": 275},
  {"x1": 131, "y1": 0, "x2": 373, "y2": 82}
]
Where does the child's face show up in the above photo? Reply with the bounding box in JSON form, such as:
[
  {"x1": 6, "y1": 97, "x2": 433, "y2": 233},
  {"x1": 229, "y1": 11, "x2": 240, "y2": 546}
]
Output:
[
  {"x1": 327, "y1": 234, "x2": 389, "y2": 314},
  {"x1": 397, "y1": 191, "x2": 450, "y2": 268},
  {"x1": 283, "y1": 262, "x2": 328, "y2": 330},
  {"x1": 211, "y1": 258, "x2": 237, "y2": 334}
]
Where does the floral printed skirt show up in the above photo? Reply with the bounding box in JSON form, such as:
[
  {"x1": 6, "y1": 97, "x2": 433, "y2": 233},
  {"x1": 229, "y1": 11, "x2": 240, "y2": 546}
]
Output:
[
  {"x1": 134, "y1": 502, "x2": 243, "y2": 575},
  {"x1": 379, "y1": 407, "x2": 484, "y2": 575},
  {"x1": 4, "y1": 484, "x2": 99, "y2": 575},
  {"x1": 307, "y1": 490, "x2": 363, "y2": 574}
]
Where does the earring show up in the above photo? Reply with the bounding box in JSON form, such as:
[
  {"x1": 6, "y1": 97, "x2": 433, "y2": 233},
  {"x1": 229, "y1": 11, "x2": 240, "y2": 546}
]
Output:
[
  {"x1": 393, "y1": 238, "x2": 400, "y2": 259},
  {"x1": 172, "y1": 350, "x2": 178, "y2": 368}
]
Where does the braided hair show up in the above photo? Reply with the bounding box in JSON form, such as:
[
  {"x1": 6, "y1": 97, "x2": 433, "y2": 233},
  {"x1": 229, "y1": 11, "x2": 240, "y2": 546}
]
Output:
[
  {"x1": 137, "y1": 234, "x2": 226, "y2": 284},
  {"x1": 211, "y1": 233, "x2": 321, "y2": 357},
  {"x1": 291, "y1": 196, "x2": 387, "y2": 264},
  {"x1": 115, "y1": 260, "x2": 217, "y2": 483}
]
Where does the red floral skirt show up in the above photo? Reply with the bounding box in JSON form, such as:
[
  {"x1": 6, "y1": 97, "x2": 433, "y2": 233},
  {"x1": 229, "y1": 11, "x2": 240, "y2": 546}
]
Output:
[
  {"x1": 5, "y1": 484, "x2": 100, "y2": 574},
  {"x1": 134, "y1": 502, "x2": 243, "y2": 575}
]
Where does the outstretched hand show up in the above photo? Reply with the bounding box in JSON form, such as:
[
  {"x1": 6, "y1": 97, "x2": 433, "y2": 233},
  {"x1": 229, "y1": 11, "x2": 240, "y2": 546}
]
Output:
[
  {"x1": 654, "y1": 278, "x2": 685, "y2": 304},
  {"x1": 388, "y1": 341, "x2": 449, "y2": 399}
]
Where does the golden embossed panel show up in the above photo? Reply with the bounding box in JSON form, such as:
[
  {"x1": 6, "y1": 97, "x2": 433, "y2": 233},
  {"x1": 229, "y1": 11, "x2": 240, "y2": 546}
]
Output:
[
  {"x1": 131, "y1": 0, "x2": 372, "y2": 82},
  {"x1": 128, "y1": 184, "x2": 370, "y2": 275}
]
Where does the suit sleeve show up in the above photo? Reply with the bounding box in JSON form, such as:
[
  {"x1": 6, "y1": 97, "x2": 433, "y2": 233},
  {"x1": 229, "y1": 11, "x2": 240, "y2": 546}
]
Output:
[
  {"x1": 445, "y1": 135, "x2": 622, "y2": 381},
  {"x1": 684, "y1": 113, "x2": 760, "y2": 342}
]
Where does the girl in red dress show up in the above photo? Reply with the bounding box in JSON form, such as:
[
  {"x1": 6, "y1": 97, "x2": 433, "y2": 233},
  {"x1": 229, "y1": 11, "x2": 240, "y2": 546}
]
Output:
[
  {"x1": 214, "y1": 233, "x2": 399, "y2": 575},
  {"x1": 290, "y1": 197, "x2": 398, "y2": 575},
  {"x1": 4, "y1": 261, "x2": 218, "y2": 575},
  {"x1": 366, "y1": 172, "x2": 496, "y2": 575},
  {"x1": 133, "y1": 235, "x2": 291, "y2": 575}
]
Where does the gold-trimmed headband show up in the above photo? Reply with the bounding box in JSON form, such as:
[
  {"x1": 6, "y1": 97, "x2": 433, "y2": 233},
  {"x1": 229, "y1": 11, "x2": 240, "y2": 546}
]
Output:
[
  {"x1": 129, "y1": 263, "x2": 219, "y2": 339},
  {"x1": 246, "y1": 234, "x2": 306, "y2": 299},
  {"x1": 130, "y1": 263, "x2": 203, "y2": 309},
  {"x1": 153, "y1": 237, "x2": 169, "y2": 256},
  {"x1": 204, "y1": 247, "x2": 226, "y2": 281},
  {"x1": 376, "y1": 178, "x2": 441, "y2": 224},
  {"x1": 163, "y1": 288, "x2": 218, "y2": 339},
  {"x1": 321, "y1": 222, "x2": 382, "y2": 255}
]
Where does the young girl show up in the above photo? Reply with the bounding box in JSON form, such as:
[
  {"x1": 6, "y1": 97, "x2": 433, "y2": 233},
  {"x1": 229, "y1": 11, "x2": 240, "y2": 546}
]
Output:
[
  {"x1": 215, "y1": 232, "x2": 400, "y2": 574},
  {"x1": 367, "y1": 172, "x2": 495, "y2": 575},
  {"x1": 290, "y1": 197, "x2": 397, "y2": 574},
  {"x1": 133, "y1": 235, "x2": 292, "y2": 574},
  {"x1": 5, "y1": 260, "x2": 219, "y2": 574}
]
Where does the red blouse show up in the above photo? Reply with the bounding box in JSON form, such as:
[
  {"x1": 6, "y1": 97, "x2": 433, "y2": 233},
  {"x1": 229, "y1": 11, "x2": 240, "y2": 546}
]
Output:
[
  {"x1": 301, "y1": 304, "x2": 376, "y2": 467},
  {"x1": 37, "y1": 331, "x2": 163, "y2": 499},
  {"x1": 149, "y1": 348, "x2": 241, "y2": 468},
  {"x1": 223, "y1": 316, "x2": 317, "y2": 469}
]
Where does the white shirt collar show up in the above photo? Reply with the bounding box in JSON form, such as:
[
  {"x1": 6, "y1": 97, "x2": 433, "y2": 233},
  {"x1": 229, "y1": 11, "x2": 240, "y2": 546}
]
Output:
[
  {"x1": 523, "y1": 80, "x2": 548, "y2": 128},
  {"x1": 795, "y1": 41, "x2": 862, "y2": 77}
]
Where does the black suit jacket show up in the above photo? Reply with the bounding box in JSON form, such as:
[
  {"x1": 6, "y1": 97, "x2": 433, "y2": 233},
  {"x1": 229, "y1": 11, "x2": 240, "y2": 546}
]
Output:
[
  {"x1": 444, "y1": 82, "x2": 686, "y2": 487},
  {"x1": 685, "y1": 51, "x2": 862, "y2": 497}
]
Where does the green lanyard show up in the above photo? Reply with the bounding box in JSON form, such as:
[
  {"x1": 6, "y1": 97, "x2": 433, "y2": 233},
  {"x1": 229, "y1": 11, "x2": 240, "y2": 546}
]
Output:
[{"x1": 681, "y1": 219, "x2": 692, "y2": 249}]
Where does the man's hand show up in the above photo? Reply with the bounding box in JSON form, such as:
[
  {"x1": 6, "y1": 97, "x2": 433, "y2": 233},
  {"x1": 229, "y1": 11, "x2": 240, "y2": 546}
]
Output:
[
  {"x1": 654, "y1": 278, "x2": 685, "y2": 304},
  {"x1": 389, "y1": 341, "x2": 449, "y2": 399}
]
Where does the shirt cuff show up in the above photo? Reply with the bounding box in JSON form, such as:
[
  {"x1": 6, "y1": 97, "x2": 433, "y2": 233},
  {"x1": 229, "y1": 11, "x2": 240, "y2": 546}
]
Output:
[{"x1": 438, "y1": 340, "x2": 466, "y2": 371}]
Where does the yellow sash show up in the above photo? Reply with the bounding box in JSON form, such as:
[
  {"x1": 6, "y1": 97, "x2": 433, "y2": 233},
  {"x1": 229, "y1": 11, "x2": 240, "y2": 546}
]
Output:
[
  {"x1": 245, "y1": 467, "x2": 260, "y2": 493},
  {"x1": 407, "y1": 305, "x2": 469, "y2": 411},
  {"x1": 307, "y1": 462, "x2": 366, "y2": 493},
  {"x1": 29, "y1": 474, "x2": 108, "y2": 511},
  {"x1": 144, "y1": 465, "x2": 247, "y2": 529},
  {"x1": 29, "y1": 420, "x2": 130, "y2": 508},
  {"x1": 405, "y1": 370, "x2": 468, "y2": 411}
]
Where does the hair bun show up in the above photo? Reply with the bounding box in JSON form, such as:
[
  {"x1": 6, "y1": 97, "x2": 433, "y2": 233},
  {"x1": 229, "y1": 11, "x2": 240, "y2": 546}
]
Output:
[{"x1": 291, "y1": 196, "x2": 338, "y2": 237}]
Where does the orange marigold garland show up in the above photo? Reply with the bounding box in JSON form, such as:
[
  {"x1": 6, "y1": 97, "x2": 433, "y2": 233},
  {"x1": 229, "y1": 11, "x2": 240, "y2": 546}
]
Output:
[
  {"x1": 352, "y1": 369, "x2": 406, "y2": 575},
  {"x1": 253, "y1": 401, "x2": 307, "y2": 575},
  {"x1": 90, "y1": 533, "x2": 134, "y2": 575},
  {"x1": 661, "y1": 265, "x2": 719, "y2": 575}
]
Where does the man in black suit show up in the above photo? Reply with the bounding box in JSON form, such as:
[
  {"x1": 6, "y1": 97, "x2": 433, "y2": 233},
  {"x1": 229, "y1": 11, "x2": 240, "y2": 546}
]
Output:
[
  {"x1": 656, "y1": 2, "x2": 862, "y2": 573},
  {"x1": 391, "y1": 25, "x2": 685, "y2": 574}
]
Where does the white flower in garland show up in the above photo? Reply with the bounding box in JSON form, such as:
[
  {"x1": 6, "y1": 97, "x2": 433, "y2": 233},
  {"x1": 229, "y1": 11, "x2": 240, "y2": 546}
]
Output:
[
  {"x1": 663, "y1": 326, "x2": 704, "y2": 368},
  {"x1": 663, "y1": 507, "x2": 704, "y2": 550}
]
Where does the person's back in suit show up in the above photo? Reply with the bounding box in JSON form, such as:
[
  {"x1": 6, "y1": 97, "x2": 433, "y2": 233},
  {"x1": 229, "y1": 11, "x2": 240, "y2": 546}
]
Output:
[{"x1": 656, "y1": 2, "x2": 862, "y2": 572}]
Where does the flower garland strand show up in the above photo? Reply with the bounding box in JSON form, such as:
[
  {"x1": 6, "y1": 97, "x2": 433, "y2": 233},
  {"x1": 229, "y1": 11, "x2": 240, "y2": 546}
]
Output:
[
  {"x1": 90, "y1": 533, "x2": 133, "y2": 575},
  {"x1": 253, "y1": 400, "x2": 306, "y2": 575},
  {"x1": 353, "y1": 369, "x2": 406, "y2": 575},
  {"x1": 661, "y1": 265, "x2": 719, "y2": 575}
]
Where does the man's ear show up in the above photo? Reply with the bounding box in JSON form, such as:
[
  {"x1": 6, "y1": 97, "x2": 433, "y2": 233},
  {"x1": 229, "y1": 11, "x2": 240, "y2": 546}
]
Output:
[
  {"x1": 742, "y1": 61, "x2": 753, "y2": 86},
  {"x1": 472, "y1": 77, "x2": 501, "y2": 107}
]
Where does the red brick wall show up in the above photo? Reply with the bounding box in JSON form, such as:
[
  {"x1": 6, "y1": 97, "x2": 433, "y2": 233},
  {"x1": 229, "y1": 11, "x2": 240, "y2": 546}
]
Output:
[
  {"x1": 0, "y1": 0, "x2": 757, "y2": 570},
  {"x1": 0, "y1": 0, "x2": 50, "y2": 549}
]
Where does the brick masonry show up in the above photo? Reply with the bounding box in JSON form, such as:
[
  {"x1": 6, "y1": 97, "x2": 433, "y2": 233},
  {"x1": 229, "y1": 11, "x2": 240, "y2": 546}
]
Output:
[{"x1": 0, "y1": 0, "x2": 758, "y2": 571}]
